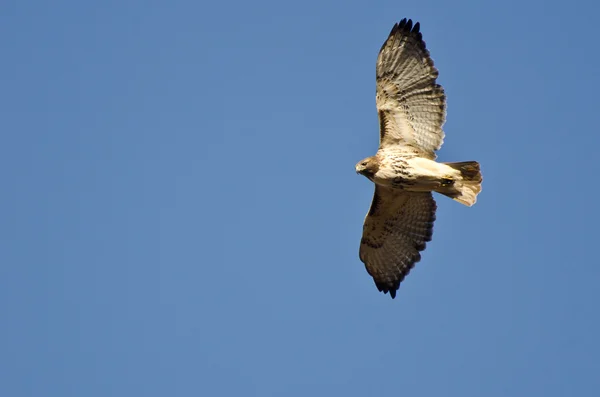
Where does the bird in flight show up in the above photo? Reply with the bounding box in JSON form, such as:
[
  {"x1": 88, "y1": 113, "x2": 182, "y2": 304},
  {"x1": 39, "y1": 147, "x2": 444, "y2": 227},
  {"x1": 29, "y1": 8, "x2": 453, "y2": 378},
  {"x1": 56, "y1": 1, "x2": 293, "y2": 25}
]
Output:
[{"x1": 356, "y1": 19, "x2": 482, "y2": 299}]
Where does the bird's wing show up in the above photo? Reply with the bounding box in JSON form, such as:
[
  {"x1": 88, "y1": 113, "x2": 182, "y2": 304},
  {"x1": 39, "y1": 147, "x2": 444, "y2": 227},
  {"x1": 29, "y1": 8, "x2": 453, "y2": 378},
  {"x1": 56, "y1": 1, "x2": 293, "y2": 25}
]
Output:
[
  {"x1": 376, "y1": 19, "x2": 446, "y2": 159},
  {"x1": 359, "y1": 185, "x2": 436, "y2": 298}
]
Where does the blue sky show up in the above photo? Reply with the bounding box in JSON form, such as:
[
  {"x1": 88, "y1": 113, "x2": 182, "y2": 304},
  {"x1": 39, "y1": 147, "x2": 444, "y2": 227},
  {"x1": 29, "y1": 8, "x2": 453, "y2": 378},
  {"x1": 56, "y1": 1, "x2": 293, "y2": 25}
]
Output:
[{"x1": 2, "y1": 0, "x2": 600, "y2": 396}]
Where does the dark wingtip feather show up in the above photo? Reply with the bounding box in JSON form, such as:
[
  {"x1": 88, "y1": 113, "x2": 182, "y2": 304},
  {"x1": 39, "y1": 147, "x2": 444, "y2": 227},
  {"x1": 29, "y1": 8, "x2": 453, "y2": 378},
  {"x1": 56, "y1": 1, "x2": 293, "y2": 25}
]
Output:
[
  {"x1": 396, "y1": 18, "x2": 420, "y2": 33},
  {"x1": 385, "y1": 18, "x2": 422, "y2": 41},
  {"x1": 375, "y1": 281, "x2": 400, "y2": 299},
  {"x1": 382, "y1": 18, "x2": 423, "y2": 54}
]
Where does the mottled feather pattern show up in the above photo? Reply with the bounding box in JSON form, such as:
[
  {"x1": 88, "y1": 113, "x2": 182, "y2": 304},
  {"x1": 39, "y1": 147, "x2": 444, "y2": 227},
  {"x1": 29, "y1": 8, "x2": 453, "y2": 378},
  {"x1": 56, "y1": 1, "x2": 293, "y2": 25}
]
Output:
[
  {"x1": 356, "y1": 19, "x2": 482, "y2": 299},
  {"x1": 360, "y1": 187, "x2": 436, "y2": 298},
  {"x1": 376, "y1": 19, "x2": 446, "y2": 158}
]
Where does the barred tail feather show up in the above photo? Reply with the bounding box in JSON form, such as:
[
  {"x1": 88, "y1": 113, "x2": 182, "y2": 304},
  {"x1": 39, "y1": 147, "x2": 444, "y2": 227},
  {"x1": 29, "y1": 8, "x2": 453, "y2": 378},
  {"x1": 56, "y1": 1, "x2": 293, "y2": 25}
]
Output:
[{"x1": 437, "y1": 161, "x2": 482, "y2": 206}]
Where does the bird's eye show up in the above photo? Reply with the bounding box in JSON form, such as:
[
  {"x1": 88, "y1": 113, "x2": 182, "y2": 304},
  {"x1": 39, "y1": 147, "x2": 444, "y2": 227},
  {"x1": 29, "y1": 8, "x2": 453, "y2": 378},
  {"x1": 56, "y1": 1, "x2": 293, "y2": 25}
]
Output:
[{"x1": 362, "y1": 162, "x2": 368, "y2": 166}]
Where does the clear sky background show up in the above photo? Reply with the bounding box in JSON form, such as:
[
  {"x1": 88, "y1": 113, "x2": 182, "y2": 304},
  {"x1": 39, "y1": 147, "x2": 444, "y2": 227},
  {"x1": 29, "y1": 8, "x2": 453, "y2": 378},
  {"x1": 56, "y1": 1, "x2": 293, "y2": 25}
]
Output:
[{"x1": 2, "y1": 0, "x2": 599, "y2": 396}]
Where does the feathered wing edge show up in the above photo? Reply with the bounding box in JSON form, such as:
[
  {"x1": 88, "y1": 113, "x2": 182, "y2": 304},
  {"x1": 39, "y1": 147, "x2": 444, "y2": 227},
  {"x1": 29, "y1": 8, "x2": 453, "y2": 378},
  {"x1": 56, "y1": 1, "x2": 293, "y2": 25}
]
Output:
[
  {"x1": 376, "y1": 18, "x2": 447, "y2": 158},
  {"x1": 359, "y1": 186, "x2": 437, "y2": 298}
]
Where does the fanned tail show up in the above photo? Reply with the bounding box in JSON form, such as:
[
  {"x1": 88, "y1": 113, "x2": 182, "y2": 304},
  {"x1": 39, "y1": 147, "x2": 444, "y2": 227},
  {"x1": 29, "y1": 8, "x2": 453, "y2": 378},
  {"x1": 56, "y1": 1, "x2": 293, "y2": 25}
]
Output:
[{"x1": 436, "y1": 161, "x2": 482, "y2": 206}]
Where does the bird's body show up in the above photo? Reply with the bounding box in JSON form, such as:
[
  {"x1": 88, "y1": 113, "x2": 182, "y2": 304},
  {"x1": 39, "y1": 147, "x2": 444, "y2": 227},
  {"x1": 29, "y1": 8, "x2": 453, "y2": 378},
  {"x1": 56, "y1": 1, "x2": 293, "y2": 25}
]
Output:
[
  {"x1": 359, "y1": 152, "x2": 457, "y2": 190},
  {"x1": 356, "y1": 19, "x2": 482, "y2": 298},
  {"x1": 357, "y1": 152, "x2": 480, "y2": 205}
]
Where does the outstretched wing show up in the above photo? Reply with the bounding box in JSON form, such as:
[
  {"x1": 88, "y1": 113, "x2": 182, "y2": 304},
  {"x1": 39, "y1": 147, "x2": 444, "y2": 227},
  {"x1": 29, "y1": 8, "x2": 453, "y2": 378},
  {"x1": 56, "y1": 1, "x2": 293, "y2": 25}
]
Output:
[
  {"x1": 359, "y1": 186, "x2": 436, "y2": 298},
  {"x1": 376, "y1": 19, "x2": 446, "y2": 158}
]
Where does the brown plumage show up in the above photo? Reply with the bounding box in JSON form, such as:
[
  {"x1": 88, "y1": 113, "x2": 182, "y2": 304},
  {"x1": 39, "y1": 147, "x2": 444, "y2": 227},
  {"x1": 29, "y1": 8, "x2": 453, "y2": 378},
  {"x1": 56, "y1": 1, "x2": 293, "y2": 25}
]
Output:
[{"x1": 356, "y1": 18, "x2": 482, "y2": 299}]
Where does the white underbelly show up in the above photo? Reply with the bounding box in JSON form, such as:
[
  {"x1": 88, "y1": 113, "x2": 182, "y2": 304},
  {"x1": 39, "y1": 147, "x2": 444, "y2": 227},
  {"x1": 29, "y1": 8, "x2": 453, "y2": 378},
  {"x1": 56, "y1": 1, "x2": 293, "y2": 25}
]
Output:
[
  {"x1": 373, "y1": 157, "x2": 460, "y2": 190},
  {"x1": 407, "y1": 157, "x2": 458, "y2": 178}
]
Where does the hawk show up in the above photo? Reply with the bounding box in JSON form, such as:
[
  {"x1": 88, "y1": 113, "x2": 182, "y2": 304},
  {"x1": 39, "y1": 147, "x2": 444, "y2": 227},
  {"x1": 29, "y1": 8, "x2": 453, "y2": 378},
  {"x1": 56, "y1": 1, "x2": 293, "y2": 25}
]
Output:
[{"x1": 356, "y1": 19, "x2": 482, "y2": 299}]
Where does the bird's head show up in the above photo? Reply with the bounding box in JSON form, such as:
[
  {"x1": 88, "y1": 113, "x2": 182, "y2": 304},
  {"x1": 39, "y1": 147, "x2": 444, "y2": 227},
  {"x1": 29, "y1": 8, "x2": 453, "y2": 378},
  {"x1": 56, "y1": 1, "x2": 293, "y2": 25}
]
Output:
[{"x1": 355, "y1": 156, "x2": 379, "y2": 179}]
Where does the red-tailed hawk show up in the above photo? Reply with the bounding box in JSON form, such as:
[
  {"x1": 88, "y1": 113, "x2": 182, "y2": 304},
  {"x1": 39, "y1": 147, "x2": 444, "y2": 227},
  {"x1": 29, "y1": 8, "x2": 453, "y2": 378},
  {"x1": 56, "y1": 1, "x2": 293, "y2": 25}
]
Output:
[{"x1": 356, "y1": 19, "x2": 482, "y2": 299}]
